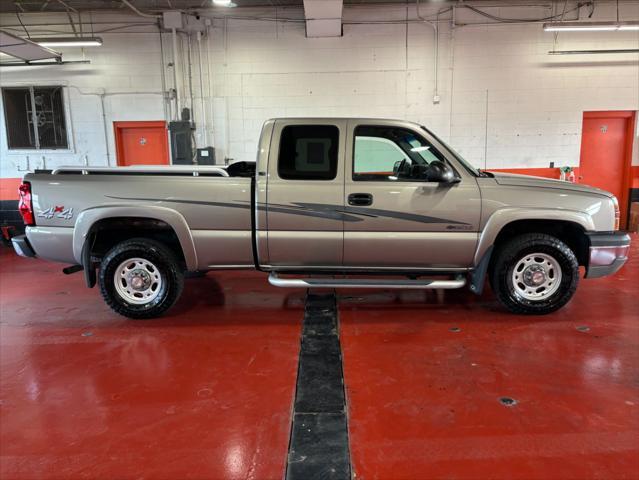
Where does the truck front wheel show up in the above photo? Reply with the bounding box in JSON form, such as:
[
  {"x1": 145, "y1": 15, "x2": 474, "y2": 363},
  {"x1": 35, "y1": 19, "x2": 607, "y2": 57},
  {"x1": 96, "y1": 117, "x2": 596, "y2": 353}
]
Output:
[
  {"x1": 490, "y1": 233, "x2": 579, "y2": 315},
  {"x1": 99, "y1": 238, "x2": 184, "y2": 319}
]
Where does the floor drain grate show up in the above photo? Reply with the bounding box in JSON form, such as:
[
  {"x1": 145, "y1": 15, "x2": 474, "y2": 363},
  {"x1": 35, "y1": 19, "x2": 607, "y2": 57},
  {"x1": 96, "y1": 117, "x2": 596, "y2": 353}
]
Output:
[
  {"x1": 499, "y1": 397, "x2": 518, "y2": 407},
  {"x1": 286, "y1": 293, "x2": 350, "y2": 480}
]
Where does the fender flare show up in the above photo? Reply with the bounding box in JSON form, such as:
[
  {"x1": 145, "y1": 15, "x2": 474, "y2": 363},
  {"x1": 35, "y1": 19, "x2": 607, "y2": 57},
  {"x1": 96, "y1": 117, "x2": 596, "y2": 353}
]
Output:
[
  {"x1": 474, "y1": 207, "x2": 594, "y2": 265},
  {"x1": 72, "y1": 205, "x2": 198, "y2": 271}
]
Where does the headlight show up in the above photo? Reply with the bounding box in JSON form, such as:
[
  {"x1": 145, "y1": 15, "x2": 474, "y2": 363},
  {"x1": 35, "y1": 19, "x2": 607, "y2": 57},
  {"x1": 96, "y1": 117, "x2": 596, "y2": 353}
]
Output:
[{"x1": 612, "y1": 196, "x2": 620, "y2": 231}]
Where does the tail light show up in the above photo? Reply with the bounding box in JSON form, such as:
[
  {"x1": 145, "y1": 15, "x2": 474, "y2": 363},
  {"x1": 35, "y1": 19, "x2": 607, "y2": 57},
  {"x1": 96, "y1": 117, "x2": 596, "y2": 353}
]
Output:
[
  {"x1": 612, "y1": 196, "x2": 620, "y2": 231},
  {"x1": 18, "y1": 182, "x2": 35, "y2": 226}
]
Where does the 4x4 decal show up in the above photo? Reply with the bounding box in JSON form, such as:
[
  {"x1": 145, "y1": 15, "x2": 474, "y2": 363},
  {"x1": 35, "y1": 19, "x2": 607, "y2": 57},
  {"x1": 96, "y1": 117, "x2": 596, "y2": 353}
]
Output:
[{"x1": 38, "y1": 206, "x2": 74, "y2": 220}]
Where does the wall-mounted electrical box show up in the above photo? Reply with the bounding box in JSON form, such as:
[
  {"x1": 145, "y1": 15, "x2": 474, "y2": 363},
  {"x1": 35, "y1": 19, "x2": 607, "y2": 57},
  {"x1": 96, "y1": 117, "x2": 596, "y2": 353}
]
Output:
[
  {"x1": 162, "y1": 11, "x2": 206, "y2": 32},
  {"x1": 197, "y1": 147, "x2": 216, "y2": 165},
  {"x1": 162, "y1": 11, "x2": 184, "y2": 30},
  {"x1": 169, "y1": 121, "x2": 194, "y2": 165}
]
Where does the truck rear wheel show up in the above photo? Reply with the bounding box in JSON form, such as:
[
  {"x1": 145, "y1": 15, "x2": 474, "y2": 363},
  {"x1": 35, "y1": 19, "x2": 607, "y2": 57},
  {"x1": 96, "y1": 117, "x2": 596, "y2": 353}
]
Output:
[
  {"x1": 99, "y1": 238, "x2": 184, "y2": 319},
  {"x1": 490, "y1": 233, "x2": 579, "y2": 315}
]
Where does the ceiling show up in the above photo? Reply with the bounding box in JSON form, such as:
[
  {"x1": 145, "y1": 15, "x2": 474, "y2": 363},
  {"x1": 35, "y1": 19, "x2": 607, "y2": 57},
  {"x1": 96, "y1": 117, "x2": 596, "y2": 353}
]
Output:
[
  {"x1": 7, "y1": 0, "x2": 601, "y2": 13},
  {"x1": 8, "y1": 0, "x2": 416, "y2": 13}
]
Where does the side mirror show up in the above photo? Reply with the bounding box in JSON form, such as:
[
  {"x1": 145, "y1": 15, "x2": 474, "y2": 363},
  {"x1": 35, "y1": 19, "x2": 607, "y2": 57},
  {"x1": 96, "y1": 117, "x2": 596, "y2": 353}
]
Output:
[
  {"x1": 411, "y1": 161, "x2": 458, "y2": 183},
  {"x1": 393, "y1": 159, "x2": 412, "y2": 179}
]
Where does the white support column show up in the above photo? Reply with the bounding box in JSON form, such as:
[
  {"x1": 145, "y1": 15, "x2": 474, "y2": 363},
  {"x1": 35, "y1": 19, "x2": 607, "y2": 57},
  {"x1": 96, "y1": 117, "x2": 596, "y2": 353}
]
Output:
[{"x1": 303, "y1": 0, "x2": 343, "y2": 38}]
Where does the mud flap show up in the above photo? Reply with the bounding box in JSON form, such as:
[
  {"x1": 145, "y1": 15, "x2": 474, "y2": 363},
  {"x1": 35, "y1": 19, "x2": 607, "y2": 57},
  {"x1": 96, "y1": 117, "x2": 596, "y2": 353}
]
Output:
[
  {"x1": 81, "y1": 237, "x2": 96, "y2": 288},
  {"x1": 470, "y1": 245, "x2": 493, "y2": 295}
]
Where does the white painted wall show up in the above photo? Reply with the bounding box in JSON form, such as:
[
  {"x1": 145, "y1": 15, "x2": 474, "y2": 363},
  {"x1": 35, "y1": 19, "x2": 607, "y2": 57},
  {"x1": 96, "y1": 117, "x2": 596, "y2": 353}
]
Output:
[
  {"x1": 0, "y1": 2, "x2": 637, "y2": 179},
  {"x1": 0, "y1": 27, "x2": 167, "y2": 176}
]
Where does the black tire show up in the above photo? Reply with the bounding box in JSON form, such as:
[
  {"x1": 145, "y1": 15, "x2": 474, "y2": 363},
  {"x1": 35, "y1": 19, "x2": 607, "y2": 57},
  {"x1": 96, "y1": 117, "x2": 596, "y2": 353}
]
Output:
[
  {"x1": 490, "y1": 233, "x2": 579, "y2": 315},
  {"x1": 99, "y1": 238, "x2": 184, "y2": 319}
]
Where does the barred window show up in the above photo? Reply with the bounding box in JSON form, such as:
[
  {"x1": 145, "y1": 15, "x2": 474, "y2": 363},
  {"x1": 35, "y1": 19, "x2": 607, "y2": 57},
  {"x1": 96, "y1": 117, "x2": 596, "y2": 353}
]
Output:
[{"x1": 2, "y1": 86, "x2": 68, "y2": 149}]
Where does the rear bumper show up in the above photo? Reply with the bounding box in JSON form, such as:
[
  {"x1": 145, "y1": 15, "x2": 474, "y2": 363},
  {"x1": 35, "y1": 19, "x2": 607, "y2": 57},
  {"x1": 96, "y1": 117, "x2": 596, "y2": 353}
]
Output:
[
  {"x1": 25, "y1": 226, "x2": 76, "y2": 264},
  {"x1": 11, "y1": 234, "x2": 36, "y2": 258},
  {"x1": 585, "y1": 232, "x2": 631, "y2": 279}
]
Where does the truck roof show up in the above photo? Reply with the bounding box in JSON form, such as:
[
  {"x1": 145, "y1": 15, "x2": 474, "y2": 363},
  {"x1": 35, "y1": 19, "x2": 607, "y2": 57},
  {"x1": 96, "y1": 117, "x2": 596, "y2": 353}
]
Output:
[{"x1": 266, "y1": 117, "x2": 423, "y2": 126}]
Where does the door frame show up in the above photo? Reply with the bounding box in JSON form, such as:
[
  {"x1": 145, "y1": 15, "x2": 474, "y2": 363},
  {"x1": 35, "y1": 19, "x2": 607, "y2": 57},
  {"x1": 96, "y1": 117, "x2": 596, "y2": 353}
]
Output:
[
  {"x1": 581, "y1": 111, "x2": 636, "y2": 229},
  {"x1": 113, "y1": 120, "x2": 169, "y2": 166},
  {"x1": 264, "y1": 118, "x2": 347, "y2": 268},
  {"x1": 341, "y1": 119, "x2": 481, "y2": 270}
]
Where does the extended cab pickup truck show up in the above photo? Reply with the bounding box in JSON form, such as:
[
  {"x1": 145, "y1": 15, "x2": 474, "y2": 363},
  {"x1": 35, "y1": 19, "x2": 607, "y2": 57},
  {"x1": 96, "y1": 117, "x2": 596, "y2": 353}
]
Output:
[{"x1": 13, "y1": 118, "x2": 631, "y2": 318}]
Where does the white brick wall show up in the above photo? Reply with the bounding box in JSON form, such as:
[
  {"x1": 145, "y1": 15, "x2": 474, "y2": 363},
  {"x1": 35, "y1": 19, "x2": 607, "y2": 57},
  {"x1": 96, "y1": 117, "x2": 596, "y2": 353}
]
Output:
[{"x1": 0, "y1": 2, "x2": 637, "y2": 179}]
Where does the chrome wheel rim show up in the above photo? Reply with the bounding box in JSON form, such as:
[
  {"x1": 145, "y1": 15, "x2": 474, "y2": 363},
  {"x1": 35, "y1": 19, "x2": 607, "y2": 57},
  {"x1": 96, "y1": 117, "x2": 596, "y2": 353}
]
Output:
[
  {"x1": 114, "y1": 257, "x2": 162, "y2": 305},
  {"x1": 511, "y1": 252, "x2": 562, "y2": 301}
]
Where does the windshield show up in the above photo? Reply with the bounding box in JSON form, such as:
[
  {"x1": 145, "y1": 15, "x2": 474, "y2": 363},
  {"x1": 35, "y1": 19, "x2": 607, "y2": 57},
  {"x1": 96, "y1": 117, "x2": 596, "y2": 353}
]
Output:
[{"x1": 420, "y1": 126, "x2": 481, "y2": 176}]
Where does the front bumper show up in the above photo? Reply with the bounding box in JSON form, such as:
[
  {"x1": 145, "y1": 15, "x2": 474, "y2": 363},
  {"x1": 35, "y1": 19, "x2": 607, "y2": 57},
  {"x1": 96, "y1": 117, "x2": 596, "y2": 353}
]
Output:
[
  {"x1": 585, "y1": 232, "x2": 631, "y2": 279},
  {"x1": 11, "y1": 234, "x2": 36, "y2": 258}
]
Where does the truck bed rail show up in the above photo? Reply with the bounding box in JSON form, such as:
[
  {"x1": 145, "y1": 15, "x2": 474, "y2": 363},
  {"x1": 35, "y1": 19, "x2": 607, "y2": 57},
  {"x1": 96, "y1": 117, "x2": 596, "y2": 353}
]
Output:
[{"x1": 51, "y1": 166, "x2": 229, "y2": 177}]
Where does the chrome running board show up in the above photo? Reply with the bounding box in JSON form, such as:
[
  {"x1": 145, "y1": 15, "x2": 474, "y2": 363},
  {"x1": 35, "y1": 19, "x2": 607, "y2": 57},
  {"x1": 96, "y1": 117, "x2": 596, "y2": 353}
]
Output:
[{"x1": 268, "y1": 273, "x2": 466, "y2": 290}]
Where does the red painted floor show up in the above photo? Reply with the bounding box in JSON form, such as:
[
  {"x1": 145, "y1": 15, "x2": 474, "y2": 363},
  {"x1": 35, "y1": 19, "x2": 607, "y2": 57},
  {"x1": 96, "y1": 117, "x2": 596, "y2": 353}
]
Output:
[
  {"x1": 0, "y1": 248, "x2": 303, "y2": 480},
  {"x1": 1, "y1": 236, "x2": 638, "y2": 480},
  {"x1": 341, "y1": 234, "x2": 639, "y2": 480}
]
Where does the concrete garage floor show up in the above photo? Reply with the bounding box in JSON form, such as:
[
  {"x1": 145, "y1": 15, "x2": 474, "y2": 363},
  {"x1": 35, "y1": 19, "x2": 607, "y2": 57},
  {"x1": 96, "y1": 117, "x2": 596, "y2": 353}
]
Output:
[{"x1": 1, "y1": 236, "x2": 638, "y2": 479}]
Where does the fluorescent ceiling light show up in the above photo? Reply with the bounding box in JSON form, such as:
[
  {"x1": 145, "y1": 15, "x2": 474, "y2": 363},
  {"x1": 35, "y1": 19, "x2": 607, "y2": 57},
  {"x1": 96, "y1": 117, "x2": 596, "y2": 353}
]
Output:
[
  {"x1": 410, "y1": 146, "x2": 431, "y2": 152},
  {"x1": 32, "y1": 37, "x2": 103, "y2": 47},
  {"x1": 548, "y1": 49, "x2": 639, "y2": 55},
  {"x1": 543, "y1": 21, "x2": 639, "y2": 32},
  {"x1": 213, "y1": 0, "x2": 235, "y2": 6}
]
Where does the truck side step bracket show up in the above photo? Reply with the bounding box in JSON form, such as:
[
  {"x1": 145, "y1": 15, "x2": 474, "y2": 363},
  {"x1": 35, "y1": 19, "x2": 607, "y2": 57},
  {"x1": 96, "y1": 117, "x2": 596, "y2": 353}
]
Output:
[
  {"x1": 268, "y1": 273, "x2": 466, "y2": 290},
  {"x1": 62, "y1": 264, "x2": 83, "y2": 275}
]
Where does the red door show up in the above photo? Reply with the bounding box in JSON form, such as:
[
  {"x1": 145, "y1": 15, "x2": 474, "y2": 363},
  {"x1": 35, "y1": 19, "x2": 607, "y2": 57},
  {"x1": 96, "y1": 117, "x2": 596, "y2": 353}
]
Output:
[
  {"x1": 114, "y1": 121, "x2": 169, "y2": 166},
  {"x1": 579, "y1": 111, "x2": 635, "y2": 229}
]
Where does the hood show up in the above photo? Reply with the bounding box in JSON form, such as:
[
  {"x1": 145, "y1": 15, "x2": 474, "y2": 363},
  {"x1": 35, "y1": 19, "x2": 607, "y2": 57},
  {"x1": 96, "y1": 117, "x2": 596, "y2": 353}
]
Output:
[{"x1": 490, "y1": 172, "x2": 614, "y2": 198}]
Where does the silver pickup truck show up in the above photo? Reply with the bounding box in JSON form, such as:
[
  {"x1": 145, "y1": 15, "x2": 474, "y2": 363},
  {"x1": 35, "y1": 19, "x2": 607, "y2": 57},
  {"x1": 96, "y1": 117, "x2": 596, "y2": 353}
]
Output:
[{"x1": 13, "y1": 118, "x2": 631, "y2": 318}]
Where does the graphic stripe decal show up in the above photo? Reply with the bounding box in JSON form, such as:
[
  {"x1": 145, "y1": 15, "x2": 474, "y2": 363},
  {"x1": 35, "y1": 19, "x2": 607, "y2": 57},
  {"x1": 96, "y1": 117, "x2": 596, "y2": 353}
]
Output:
[
  {"x1": 105, "y1": 196, "x2": 362, "y2": 222},
  {"x1": 105, "y1": 195, "x2": 471, "y2": 226},
  {"x1": 301, "y1": 202, "x2": 468, "y2": 225}
]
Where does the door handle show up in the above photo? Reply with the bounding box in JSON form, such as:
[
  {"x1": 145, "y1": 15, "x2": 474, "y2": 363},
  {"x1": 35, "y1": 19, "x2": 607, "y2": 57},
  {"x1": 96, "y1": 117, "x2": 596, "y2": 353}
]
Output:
[{"x1": 348, "y1": 193, "x2": 373, "y2": 206}]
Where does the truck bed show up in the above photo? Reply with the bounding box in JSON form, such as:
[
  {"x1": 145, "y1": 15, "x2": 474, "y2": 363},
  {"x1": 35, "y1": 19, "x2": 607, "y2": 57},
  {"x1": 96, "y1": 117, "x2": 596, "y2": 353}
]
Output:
[{"x1": 25, "y1": 166, "x2": 255, "y2": 270}]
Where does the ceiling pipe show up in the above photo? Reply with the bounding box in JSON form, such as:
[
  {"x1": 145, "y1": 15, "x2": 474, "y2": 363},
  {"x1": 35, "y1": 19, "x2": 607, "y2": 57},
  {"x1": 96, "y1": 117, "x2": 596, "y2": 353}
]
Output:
[
  {"x1": 120, "y1": 0, "x2": 160, "y2": 19},
  {"x1": 196, "y1": 31, "x2": 208, "y2": 146},
  {"x1": 158, "y1": 28, "x2": 170, "y2": 123},
  {"x1": 171, "y1": 27, "x2": 181, "y2": 120},
  {"x1": 416, "y1": 0, "x2": 442, "y2": 104},
  {"x1": 55, "y1": 0, "x2": 77, "y2": 14}
]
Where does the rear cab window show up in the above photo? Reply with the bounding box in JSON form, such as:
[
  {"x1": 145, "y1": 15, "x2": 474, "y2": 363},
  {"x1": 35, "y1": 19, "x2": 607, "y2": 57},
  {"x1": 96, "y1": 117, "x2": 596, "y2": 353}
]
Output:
[{"x1": 278, "y1": 125, "x2": 339, "y2": 180}]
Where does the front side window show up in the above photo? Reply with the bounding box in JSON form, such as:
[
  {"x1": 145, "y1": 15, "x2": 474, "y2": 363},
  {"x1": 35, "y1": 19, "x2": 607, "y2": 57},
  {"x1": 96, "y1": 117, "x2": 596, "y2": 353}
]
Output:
[
  {"x1": 278, "y1": 125, "x2": 339, "y2": 180},
  {"x1": 2, "y1": 86, "x2": 68, "y2": 150},
  {"x1": 353, "y1": 125, "x2": 448, "y2": 181}
]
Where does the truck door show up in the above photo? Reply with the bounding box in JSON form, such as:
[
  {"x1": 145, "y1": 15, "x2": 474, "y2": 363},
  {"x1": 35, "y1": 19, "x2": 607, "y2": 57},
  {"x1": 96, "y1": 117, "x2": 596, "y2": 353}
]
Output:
[
  {"x1": 343, "y1": 120, "x2": 481, "y2": 270},
  {"x1": 265, "y1": 119, "x2": 346, "y2": 268}
]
